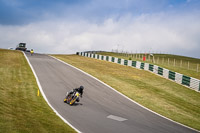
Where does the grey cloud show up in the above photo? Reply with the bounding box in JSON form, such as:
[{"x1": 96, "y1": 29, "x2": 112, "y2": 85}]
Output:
[{"x1": 0, "y1": 12, "x2": 200, "y2": 58}]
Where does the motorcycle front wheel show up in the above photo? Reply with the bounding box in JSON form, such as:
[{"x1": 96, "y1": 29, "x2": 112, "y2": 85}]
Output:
[{"x1": 69, "y1": 97, "x2": 77, "y2": 105}]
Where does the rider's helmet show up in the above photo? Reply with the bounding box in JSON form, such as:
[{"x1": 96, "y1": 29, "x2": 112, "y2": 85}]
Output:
[{"x1": 79, "y1": 86, "x2": 84, "y2": 90}]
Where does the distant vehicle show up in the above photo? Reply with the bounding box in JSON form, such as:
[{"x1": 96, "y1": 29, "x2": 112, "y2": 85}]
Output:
[
  {"x1": 15, "y1": 43, "x2": 27, "y2": 51},
  {"x1": 8, "y1": 47, "x2": 14, "y2": 50}
]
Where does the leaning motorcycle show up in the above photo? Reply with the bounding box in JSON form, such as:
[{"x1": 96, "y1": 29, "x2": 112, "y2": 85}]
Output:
[{"x1": 64, "y1": 92, "x2": 80, "y2": 106}]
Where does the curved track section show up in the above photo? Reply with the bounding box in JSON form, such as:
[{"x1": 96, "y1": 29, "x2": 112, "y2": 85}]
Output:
[{"x1": 26, "y1": 53, "x2": 197, "y2": 133}]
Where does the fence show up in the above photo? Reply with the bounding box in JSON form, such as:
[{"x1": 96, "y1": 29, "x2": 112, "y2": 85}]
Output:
[
  {"x1": 116, "y1": 53, "x2": 200, "y2": 72},
  {"x1": 78, "y1": 52, "x2": 200, "y2": 92}
]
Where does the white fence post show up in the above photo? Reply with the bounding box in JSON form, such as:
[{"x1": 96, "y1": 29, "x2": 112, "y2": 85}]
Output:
[
  {"x1": 174, "y1": 59, "x2": 175, "y2": 67},
  {"x1": 168, "y1": 58, "x2": 169, "y2": 66},
  {"x1": 162, "y1": 58, "x2": 164, "y2": 64},
  {"x1": 180, "y1": 60, "x2": 182, "y2": 67}
]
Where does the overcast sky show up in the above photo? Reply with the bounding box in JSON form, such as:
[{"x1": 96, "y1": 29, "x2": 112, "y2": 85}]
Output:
[{"x1": 0, "y1": 0, "x2": 200, "y2": 58}]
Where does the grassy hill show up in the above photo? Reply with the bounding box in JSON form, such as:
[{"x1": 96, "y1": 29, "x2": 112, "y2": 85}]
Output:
[
  {"x1": 53, "y1": 54, "x2": 200, "y2": 131},
  {"x1": 0, "y1": 49, "x2": 75, "y2": 133},
  {"x1": 96, "y1": 52, "x2": 200, "y2": 79}
]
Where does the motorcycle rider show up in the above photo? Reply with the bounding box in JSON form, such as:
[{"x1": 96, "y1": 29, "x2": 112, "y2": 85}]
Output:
[{"x1": 65, "y1": 86, "x2": 84, "y2": 103}]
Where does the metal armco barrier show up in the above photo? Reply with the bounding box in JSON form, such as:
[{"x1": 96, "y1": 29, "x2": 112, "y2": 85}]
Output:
[
  {"x1": 78, "y1": 52, "x2": 200, "y2": 92},
  {"x1": 182, "y1": 75, "x2": 191, "y2": 87},
  {"x1": 112, "y1": 57, "x2": 115, "y2": 62},
  {"x1": 124, "y1": 60, "x2": 128, "y2": 66},
  {"x1": 149, "y1": 64, "x2": 154, "y2": 72},
  {"x1": 118, "y1": 58, "x2": 121, "y2": 64},
  {"x1": 158, "y1": 67, "x2": 163, "y2": 76},
  {"x1": 132, "y1": 61, "x2": 136, "y2": 67},
  {"x1": 169, "y1": 71, "x2": 176, "y2": 81},
  {"x1": 106, "y1": 56, "x2": 109, "y2": 61},
  {"x1": 140, "y1": 63, "x2": 144, "y2": 69}
]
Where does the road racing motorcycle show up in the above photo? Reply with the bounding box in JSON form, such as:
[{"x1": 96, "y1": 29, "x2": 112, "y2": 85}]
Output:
[{"x1": 64, "y1": 92, "x2": 80, "y2": 106}]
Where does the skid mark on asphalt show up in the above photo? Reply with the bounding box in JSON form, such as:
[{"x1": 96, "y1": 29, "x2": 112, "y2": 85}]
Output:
[{"x1": 107, "y1": 115, "x2": 128, "y2": 122}]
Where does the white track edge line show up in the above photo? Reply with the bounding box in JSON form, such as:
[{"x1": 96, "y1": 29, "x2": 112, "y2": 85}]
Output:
[
  {"x1": 23, "y1": 52, "x2": 82, "y2": 133},
  {"x1": 51, "y1": 55, "x2": 200, "y2": 133}
]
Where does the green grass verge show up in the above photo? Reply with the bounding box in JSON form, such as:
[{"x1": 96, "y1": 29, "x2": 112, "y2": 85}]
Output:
[
  {"x1": 97, "y1": 52, "x2": 200, "y2": 79},
  {"x1": 53, "y1": 54, "x2": 200, "y2": 131},
  {"x1": 0, "y1": 49, "x2": 76, "y2": 133}
]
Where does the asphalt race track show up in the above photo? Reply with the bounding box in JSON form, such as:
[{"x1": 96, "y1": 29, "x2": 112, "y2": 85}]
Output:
[{"x1": 26, "y1": 53, "x2": 198, "y2": 133}]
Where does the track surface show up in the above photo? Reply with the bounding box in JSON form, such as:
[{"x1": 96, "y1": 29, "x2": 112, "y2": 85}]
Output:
[{"x1": 26, "y1": 53, "x2": 197, "y2": 133}]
